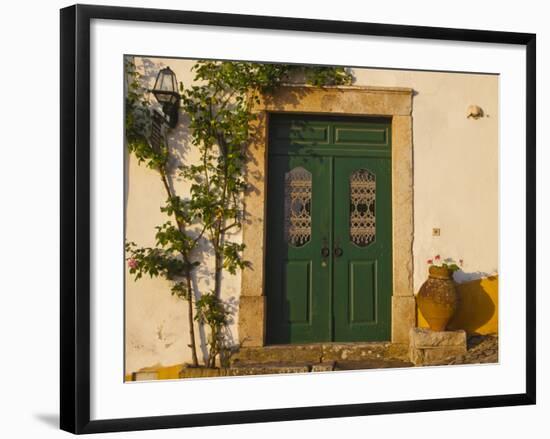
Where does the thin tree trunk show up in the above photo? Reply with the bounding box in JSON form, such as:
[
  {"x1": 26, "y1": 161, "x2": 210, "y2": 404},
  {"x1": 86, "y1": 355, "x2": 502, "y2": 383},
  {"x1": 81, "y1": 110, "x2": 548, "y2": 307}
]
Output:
[
  {"x1": 208, "y1": 325, "x2": 218, "y2": 368},
  {"x1": 207, "y1": 246, "x2": 222, "y2": 368},
  {"x1": 185, "y1": 269, "x2": 199, "y2": 367},
  {"x1": 159, "y1": 168, "x2": 200, "y2": 367},
  {"x1": 214, "y1": 251, "x2": 223, "y2": 299}
]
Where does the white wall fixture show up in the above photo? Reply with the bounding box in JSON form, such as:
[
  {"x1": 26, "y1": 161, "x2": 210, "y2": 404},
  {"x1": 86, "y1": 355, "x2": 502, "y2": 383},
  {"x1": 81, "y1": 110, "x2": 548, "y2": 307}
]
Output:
[{"x1": 466, "y1": 104, "x2": 484, "y2": 119}]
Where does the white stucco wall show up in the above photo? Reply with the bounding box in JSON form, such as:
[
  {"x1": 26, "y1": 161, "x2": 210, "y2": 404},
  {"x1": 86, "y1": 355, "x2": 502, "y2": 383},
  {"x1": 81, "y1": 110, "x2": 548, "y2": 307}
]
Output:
[
  {"x1": 125, "y1": 57, "x2": 498, "y2": 373},
  {"x1": 125, "y1": 58, "x2": 243, "y2": 373},
  {"x1": 355, "y1": 68, "x2": 499, "y2": 292}
]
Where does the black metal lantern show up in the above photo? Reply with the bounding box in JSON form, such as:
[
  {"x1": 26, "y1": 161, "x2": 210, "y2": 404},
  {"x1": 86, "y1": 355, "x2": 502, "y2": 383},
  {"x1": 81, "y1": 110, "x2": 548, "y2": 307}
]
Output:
[{"x1": 152, "y1": 66, "x2": 180, "y2": 128}]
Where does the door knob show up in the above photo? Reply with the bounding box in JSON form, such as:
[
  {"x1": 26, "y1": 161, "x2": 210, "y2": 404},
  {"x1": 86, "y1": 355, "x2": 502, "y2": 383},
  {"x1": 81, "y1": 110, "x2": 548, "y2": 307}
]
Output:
[
  {"x1": 321, "y1": 237, "x2": 330, "y2": 258},
  {"x1": 334, "y1": 247, "x2": 343, "y2": 257}
]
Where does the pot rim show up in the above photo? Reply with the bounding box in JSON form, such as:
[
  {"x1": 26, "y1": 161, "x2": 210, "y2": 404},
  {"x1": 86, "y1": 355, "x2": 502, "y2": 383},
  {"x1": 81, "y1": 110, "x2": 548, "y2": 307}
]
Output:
[{"x1": 428, "y1": 265, "x2": 453, "y2": 279}]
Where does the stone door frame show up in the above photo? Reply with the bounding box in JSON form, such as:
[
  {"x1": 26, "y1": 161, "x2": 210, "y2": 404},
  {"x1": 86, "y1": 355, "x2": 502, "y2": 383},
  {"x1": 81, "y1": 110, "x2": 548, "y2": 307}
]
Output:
[{"x1": 238, "y1": 85, "x2": 415, "y2": 347}]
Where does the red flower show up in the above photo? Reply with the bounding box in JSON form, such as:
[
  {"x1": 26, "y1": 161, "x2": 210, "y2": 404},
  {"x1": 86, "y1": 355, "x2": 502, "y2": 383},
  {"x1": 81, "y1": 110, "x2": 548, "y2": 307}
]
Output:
[
  {"x1": 427, "y1": 259, "x2": 433, "y2": 264},
  {"x1": 128, "y1": 258, "x2": 138, "y2": 270},
  {"x1": 435, "y1": 255, "x2": 440, "y2": 261}
]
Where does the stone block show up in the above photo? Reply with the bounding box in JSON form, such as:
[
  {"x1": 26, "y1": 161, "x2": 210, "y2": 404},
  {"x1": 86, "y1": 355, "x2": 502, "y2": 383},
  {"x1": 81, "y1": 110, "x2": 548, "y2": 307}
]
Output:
[
  {"x1": 232, "y1": 342, "x2": 410, "y2": 366},
  {"x1": 392, "y1": 115, "x2": 414, "y2": 301},
  {"x1": 311, "y1": 362, "x2": 335, "y2": 372},
  {"x1": 227, "y1": 365, "x2": 310, "y2": 376},
  {"x1": 254, "y1": 86, "x2": 413, "y2": 116},
  {"x1": 411, "y1": 327, "x2": 467, "y2": 348},
  {"x1": 238, "y1": 295, "x2": 266, "y2": 347},
  {"x1": 321, "y1": 343, "x2": 391, "y2": 361},
  {"x1": 335, "y1": 358, "x2": 413, "y2": 370},
  {"x1": 392, "y1": 296, "x2": 416, "y2": 343},
  {"x1": 232, "y1": 344, "x2": 322, "y2": 364},
  {"x1": 386, "y1": 343, "x2": 410, "y2": 360},
  {"x1": 409, "y1": 327, "x2": 467, "y2": 365},
  {"x1": 423, "y1": 346, "x2": 468, "y2": 364}
]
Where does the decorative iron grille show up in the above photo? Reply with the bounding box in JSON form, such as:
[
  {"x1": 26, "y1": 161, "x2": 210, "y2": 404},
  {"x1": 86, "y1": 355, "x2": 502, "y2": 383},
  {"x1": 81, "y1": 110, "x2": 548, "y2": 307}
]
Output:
[
  {"x1": 284, "y1": 167, "x2": 312, "y2": 247},
  {"x1": 350, "y1": 169, "x2": 376, "y2": 247}
]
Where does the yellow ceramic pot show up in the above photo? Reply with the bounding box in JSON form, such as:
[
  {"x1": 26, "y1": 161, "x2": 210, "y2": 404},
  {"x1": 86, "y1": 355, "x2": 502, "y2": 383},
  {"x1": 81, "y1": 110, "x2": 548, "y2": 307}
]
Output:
[{"x1": 417, "y1": 266, "x2": 459, "y2": 331}]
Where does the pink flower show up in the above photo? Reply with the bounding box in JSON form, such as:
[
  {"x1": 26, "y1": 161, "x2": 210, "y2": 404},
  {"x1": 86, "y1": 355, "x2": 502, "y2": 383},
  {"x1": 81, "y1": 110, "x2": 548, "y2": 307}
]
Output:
[
  {"x1": 128, "y1": 258, "x2": 138, "y2": 269},
  {"x1": 435, "y1": 255, "x2": 440, "y2": 261},
  {"x1": 427, "y1": 259, "x2": 433, "y2": 264}
]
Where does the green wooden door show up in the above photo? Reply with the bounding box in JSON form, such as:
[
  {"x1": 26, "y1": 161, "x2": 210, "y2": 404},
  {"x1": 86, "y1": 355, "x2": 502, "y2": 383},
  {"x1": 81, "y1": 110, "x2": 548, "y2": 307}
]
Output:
[{"x1": 266, "y1": 114, "x2": 392, "y2": 344}]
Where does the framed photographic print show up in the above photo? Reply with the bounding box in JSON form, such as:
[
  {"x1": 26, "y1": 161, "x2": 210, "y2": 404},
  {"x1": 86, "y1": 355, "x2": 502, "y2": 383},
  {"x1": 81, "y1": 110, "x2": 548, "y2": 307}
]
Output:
[{"x1": 60, "y1": 4, "x2": 536, "y2": 434}]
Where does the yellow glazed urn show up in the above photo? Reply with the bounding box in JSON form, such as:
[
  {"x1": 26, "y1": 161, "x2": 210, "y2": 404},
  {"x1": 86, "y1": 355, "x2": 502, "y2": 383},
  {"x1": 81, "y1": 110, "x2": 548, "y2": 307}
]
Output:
[{"x1": 417, "y1": 265, "x2": 459, "y2": 331}]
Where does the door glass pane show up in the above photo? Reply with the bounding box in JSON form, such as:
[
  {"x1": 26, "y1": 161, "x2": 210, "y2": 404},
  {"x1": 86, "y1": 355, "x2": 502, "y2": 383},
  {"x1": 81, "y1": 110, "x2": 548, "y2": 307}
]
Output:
[
  {"x1": 284, "y1": 167, "x2": 312, "y2": 247},
  {"x1": 350, "y1": 169, "x2": 376, "y2": 247}
]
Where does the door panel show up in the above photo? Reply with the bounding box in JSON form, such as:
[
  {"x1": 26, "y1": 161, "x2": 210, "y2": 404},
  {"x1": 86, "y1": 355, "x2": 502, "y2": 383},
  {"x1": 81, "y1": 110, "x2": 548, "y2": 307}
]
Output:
[
  {"x1": 349, "y1": 260, "x2": 376, "y2": 323},
  {"x1": 266, "y1": 114, "x2": 392, "y2": 344},
  {"x1": 333, "y1": 156, "x2": 392, "y2": 341},
  {"x1": 265, "y1": 155, "x2": 332, "y2": 344},
  {"x1": 284, "y1": 260, "x2": 311, "y2": 323}
]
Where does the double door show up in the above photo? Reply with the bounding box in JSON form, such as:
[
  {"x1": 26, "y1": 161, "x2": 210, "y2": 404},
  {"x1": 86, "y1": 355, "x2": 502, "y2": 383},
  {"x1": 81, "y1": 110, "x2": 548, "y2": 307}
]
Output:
[{"x1": 265, "y1": 115, "x2": 392, "y2": 344}]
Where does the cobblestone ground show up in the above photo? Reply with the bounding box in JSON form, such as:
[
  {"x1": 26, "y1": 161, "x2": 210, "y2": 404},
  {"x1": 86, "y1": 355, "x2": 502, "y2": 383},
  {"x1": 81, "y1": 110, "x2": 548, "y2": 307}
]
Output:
[{"x1": 449, "y1": 334, "x2": 499, "y2": 365}]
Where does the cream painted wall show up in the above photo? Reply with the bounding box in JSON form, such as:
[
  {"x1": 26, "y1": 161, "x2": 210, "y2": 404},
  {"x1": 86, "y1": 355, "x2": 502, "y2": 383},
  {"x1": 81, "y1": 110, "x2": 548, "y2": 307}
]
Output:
[
  {"x1": 125, "y1": 57, "x2": 498, "y2": 373},
  {"x1": 353, "y1": 68, "x2": 499, "y2": 291}
]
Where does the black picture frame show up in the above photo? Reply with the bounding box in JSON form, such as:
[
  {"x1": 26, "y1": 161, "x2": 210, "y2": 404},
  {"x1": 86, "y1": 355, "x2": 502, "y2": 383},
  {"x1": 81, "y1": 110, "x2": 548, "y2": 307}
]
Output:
[{"x1": 60, "y1": 4, "x2": 536, "y2": 434}]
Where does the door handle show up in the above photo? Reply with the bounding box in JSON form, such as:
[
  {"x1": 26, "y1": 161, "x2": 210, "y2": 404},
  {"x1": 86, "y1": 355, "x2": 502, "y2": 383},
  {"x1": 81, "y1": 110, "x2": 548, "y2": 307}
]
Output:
[
  {"x1": 334, "y1": 247, "x2": 343, "y2": 257},
  {"x1": 321, "y1": 237, "x2": 330, "y2": 258}
]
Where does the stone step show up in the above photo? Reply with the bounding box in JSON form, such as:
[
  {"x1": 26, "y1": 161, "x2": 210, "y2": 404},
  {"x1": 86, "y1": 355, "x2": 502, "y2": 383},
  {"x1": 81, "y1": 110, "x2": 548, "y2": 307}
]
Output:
[
  {"x1": 230, "y1": 342, "x2": 408, "y2": 366},
  {"x1": 333, "y1": 359, "x2": 413, "y2": 370},
  {"x1": 228, "y1": 362, "x2": 312, "y2": 376},
  {"x1": 179, "y1": 357, "x2": 414, "y2": 379},
  {"x1": 179, "y1": 362, "x2": 331, "y2": 379}
]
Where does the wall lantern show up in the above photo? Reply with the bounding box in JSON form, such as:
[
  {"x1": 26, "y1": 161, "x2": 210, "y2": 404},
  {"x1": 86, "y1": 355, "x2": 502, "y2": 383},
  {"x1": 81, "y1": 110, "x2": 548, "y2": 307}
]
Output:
[{"x1": 152, "y1": 66, "x2": 180, "y2": 128}]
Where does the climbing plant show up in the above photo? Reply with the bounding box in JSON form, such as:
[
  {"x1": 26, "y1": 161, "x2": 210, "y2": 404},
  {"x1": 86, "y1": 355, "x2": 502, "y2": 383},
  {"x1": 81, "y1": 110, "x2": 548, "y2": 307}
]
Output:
[
  {"x1": 125, "y1": 58, "x2": 353, "y2": 368},
  {"x1": 179, "y1": 62, "x2": 352, "y2": 297},
  {"x1": 125, "y1": 58, "x2": 202, "y2": 367},
  {"x1": 179, "y1": 61, "x2": 352, "y2": 364}
]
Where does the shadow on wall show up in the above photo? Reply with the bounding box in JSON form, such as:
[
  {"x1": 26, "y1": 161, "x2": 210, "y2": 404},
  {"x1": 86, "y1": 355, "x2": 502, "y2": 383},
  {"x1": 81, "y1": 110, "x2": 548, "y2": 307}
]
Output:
[
  {"x1": 139, "y1": 58, "x2": 166, "y2": 90},
  {"x1": 417, "y1": 274, "x2": 498, "y2": 335},
  {"x1": 125, "y1": 57, "x2": 241, "y2": 368}
]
